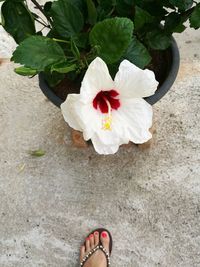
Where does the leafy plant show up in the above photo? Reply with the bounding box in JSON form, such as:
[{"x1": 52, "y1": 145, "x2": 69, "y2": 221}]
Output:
[{"x1": 1, "y1": 0, "x2": 200, "y2": 86}]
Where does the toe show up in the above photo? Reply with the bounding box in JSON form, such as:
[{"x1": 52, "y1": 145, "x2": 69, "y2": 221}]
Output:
[
  {"x1": 85, "y1": 237, "x2": 90, "y2": 253},
  {"x1": 100, "y1": 231, "x2": 110, "y2": 255},
  {"x1": 89, "y1": 234, "x2": 95, "y2": 248},
  {"x1": 80, "y1": 245, "x2": 85, "y2": 261},
  {"x1": 94, "y1": 231, "x2": 99, "y2": 246}
]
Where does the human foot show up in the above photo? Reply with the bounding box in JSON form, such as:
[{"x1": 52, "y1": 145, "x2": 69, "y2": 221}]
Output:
[{"x1": 80, "y1": 230, "x2": 112, "y2": 267}]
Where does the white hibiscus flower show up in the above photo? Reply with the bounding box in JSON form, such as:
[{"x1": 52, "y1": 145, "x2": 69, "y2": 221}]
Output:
[{"x1": 61, "y1": 57, "x2": 159, "y2": 155}]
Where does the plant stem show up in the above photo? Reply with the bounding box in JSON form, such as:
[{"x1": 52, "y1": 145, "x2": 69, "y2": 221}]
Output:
[
  {"x1": 53, "y1": 38, "x2": 70, "y2": 44},
  {"x1": 37, "y1": 14, "x2": 50, "y2": 26},
  {"x1": 30, "y1": 0, "x2": 52, "y2": 25},
  {"x1": 181, "y1": 6, "x2": 195, "y2": 21},
  {"x1": 35, "y1": 18, "x2": 50, "y2": 28}
]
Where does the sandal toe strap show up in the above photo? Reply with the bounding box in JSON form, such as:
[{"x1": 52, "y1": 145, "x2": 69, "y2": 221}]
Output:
[{"x1": 80, "y1": 244, "x2": 110, "y2": 266}]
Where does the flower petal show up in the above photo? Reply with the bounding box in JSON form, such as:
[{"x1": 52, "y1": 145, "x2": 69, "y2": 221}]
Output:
[
  {"x1": 61, "y1": 59, "x2": 155, "y2": 155},
  {"x1": 95, "y1": 126, "x2": 124, "y2": 146},
  {"x1": 79, "y1": 103, "x2": 127, "y2": 146},
  {"x1": 61, "y1": 94, "x2": 83, "y2": 131},
  {"x1": 80, "y1": 57, "x2": 114, "y2": 103},
  {"x1": 113, "y1": 98, "x2": 153, "y2": 144},
  {"x1": 61, "y1": 95, "x2": 103, "y2": 142},
  {"x1": 114, "y1": 60, "x2": 159, "y2": 98},
  {"x1": 78, "y1": 105, "x2": 102, "y2": 141},
  {"x1": 91, "y1": 133, "x2": 120, "y2": 155},
  {"x1": 87, "y1": 111, "x2": 130, "y2": 154}
]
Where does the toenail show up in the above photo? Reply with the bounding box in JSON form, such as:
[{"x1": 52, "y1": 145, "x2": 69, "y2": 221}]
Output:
[
  {"x1": 86, "y1": 237, "x2": 90, "y2": 241},
  {"x1": 89, "y1": 234, "x2": 93, "y2": 238},
  {"x1": 94, "y1": 231, "x2": 99, "y2": 235},
  {"x1": 101, "y1": 232, "x2": 107, "y2": 238}
]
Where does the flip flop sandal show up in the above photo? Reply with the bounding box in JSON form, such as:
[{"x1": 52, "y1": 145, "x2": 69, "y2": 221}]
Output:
[{"x1": 80, "y1": 228, "x2": 113, "y2": 267}]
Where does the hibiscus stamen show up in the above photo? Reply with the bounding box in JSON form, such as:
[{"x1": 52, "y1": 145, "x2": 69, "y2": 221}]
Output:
[
  {"x1": 93, "y1": 89, "x2": 120, "y2": 131},
  {"x1": 102, "y1": 98, "x2": 112, "y2": 131}
]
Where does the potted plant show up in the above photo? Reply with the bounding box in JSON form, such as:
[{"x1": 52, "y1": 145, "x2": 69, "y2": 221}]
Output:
[{"x1": 1, "y1": 0, "x2": 200, "y2": 154}]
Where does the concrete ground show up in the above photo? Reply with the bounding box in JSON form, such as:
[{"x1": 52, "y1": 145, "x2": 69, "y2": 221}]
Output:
[{"x1": 0, "y1": 23, "x2": 200, "y2": 267}]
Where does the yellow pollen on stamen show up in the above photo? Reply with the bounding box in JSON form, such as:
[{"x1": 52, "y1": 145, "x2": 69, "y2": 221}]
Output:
[{"x1": 102, "y1": 98, "x2": 112, "y2": 131}]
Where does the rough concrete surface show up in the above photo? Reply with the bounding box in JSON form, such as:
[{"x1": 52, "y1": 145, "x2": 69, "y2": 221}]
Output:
[{"x1": 0, "y1": 21, "x2": 200, "y2": 267}]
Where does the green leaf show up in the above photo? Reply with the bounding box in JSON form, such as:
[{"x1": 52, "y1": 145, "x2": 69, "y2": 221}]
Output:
[
  {"x1": 164, "y1": 12, "x2": 186, "y2": 33},
  {"x1": 135, "y1": 2, "x2": 167, "y2": 18},
  {"x1": 146, "y1": 30, "x2": 172, "y2": 50},
  {"x1": 174, "y1": 24, "x2": 186, "y2": 33},
  {"x1": 161, "y1": 0, "x2": 176, "y2": 9},
  {"x1": 97, "y1": 1, "x2": 115, "y2": 20},
  {"x1": 69, "y1": 0, "x2": 86, "y2": 13},
  {"x1": 44, "y1": 1, "x2": 52, "y2": 17},
  {"x1": 190, "y1": 4, "x2": 200, "y2": 29},
  {"x1": 108, "y1": 62, "x2": 120, "y2": 79},
  {"x1": 124, "y1": 36, "x2": 152, "y2": 69},
  {"x1": 169, "y1": 0, "x2": 193, "y2": 11},
  {"x1": 1, "y1": 0, "x2": 35, "y2": 43},
  {"x1": 43, "y1": 72, "x2": 65, "y2": 87},
  {"x1": 51, "y1": 0, "x2": 84, "y2": 38},
  {"x1": 47, "y1": 28, "x2": 63, "y2": 39},
  {"x1": 11, "y1": 36, "x2": 66, "y2": 71},
  {"x1": 134, "y1": 6, "x2": 154, "y2": 30},
  {"x1": 86, "y1": 0, "x2": 97, "y2": 25},
  {"x1": 72, "y1": 33, "x2": 89, "y2": 48},
  {"x1": 0, "y1": 0, "x2": 24, "y2": 2},
  {"x1": 30, "y1": 149, "x2": 46, "y2": 157},
  {"x1": 116, "y1": 0, "x2": 133, "y2": 16},
  {"x1": 71, "y1": 39, "x2": 80, "y2": 60},
  {"x1": 89, "y1": 17, "x2": 134, "y2": 64},
  {"x1": 14, "y1": 66, "x2": 38, "y2": 76},
  {"x1": 51, "y1": 62, "x2": 77, "y2": 74},
  {"x1": 124, "y1": 0, "x2": 134, "y2": 5},
  {"x1": 99, "y1": 0, "x2": 116, "y2": 13}
]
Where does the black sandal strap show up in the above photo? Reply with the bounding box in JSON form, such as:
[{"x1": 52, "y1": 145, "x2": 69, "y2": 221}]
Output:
[{"x1": 80, "y1": 244, "x2": 111, "y2": 266}]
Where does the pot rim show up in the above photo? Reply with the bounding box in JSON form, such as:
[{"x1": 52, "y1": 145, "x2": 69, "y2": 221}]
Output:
[
  {"x1": 145, "y1": 37, "x2": 180, "y2": 105},
  {"x1": 39, "y1": 36, "x2": 180, "y2": 108}
]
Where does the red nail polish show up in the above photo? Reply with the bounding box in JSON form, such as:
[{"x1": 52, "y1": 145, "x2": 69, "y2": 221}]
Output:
[
  {"x1": 101, "y1": 232, "x2": 107, "y2": 238},
  {"x1": 94, "y1": 231, "x2": 99, "y2": 235},
  {"x1": 86, "y1": 237, "x2": 90, "y2": 241},
  {"x1": 89, "y1": 234, "x2": 93, "y2": 238}
]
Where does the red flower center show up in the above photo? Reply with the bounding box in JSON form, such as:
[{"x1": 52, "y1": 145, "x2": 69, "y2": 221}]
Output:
[{"x1": 93, "y1": 90, "x2": 120, "y2": 114}]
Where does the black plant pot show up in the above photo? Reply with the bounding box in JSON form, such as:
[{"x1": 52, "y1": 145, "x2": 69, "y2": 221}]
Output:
[{"x1": 39, "y1": 37, "x2": 180, "y2": 108}]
